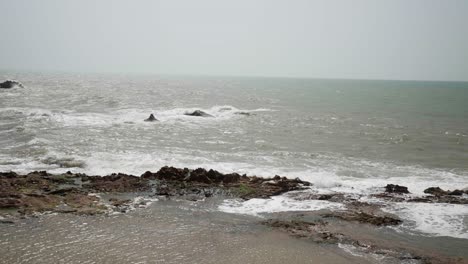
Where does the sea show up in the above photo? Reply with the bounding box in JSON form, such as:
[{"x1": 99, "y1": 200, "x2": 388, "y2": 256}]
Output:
[{"x1": 1, "y1": 72, "x2": 468, "y2": 241}]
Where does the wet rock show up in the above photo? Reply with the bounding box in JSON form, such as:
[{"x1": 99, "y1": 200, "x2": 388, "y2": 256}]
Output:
[
  {"x1": 63, "y1": 193, "x2": 106, "y2": 215},
  {"x1": 0, "y1": 80, "x2": 24, "y2": 89},
  {"x1": 447, "y1": 189, "x2": 464, "y2": 196},
  {"x1": 143, "y1": 166, "x2": 310, "y2": 200},
  {"x1": 385, "y1": 184, "x2": 410, "y2": 194},
  {"x1": 0, "y1": 218, "x2": 16, "y2": 224},
  {"x1": 0, "y1": 168, "x2": 312, "y2": 217},
  {"x1": 0, "y1": 197, "x2": 23, "y2": 208},
  {"x1": 323, "y1": 212, "x2": 402, "y2": 226},
  {"x1": 47, "y1": 187, "x2": 81, "y2": 195},
  {"x1": 407, "y1": 197, "x2": 432, "y2": 203},
  {"x1": 0, "y1": 171, "x2": 19, "y2": 178},
  {"x1": 86, "y1": 173, "x2": 149, "y2": 192},
  {"x1": 287, "y1": 192, "x2": 346, "y2": 203},
  {"x1": 262, "y1": 219, "x2": 344, "y2": 244},
  {"x1": 141, "y1": 166, "x2": 189, "y2": 181},
  {"x1": 144, "y1": 114, "x2": 158, "y2": 122},
  {"x1": 109, "y1": 198, "x2": 131, "y2": 207},
  {"x1": 184, "y1": 110, "x2": 213, "y2": 117},
  {"x1": 424, "y1": 187, "x2": 448, "y2": 196}
]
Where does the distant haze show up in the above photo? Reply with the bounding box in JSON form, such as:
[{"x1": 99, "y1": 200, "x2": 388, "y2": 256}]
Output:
[{"x1": 1, "y1": 0, "x2": 467, "y2": 81}]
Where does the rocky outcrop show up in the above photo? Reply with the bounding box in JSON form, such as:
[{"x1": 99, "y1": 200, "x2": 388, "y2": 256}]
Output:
[
  {"x1": 184, "y1": 110, "x2": 213, "y2": 117},
  {"x1": 86, "y1": 173, "x2": 150, "y2": 192},
  {"x1": 423, "y1": 187, "x2": 467, "y2": 196},
  {"x1": 144, "y1": 114, "x2": 158, "y2": 122},
  {"x1": 142, "y1": 166, "x2": 310, "y2": 200},
  {"x1": 262, "y1": 216, "x2": 454, "y2": 264},
  {"x1": 0, "y1": 167, "x2": 311, "y2": 218},
  {"x1": 0, "y1": 80, "x2": 24, "y2": 89},
  {"x1": 385, "y1": 184, "x2": 410, "y2": 194},
  {"x1": 323, "y1": 211, "x2": 402, "y2": 226}
]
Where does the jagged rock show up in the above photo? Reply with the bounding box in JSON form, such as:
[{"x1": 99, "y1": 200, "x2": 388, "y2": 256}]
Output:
[
  {"x1": 184, "y1": 110, "x2": 213, "y2": 117},
  {"x1": 0, "y1": 80, "x2": 24, "y2": 89},
  {"x1": 144, "y1": 114, "x2": 158, "y2": 122},
  {"x1": 385, "y1": 184, "x2": 410, "y2": 194}
]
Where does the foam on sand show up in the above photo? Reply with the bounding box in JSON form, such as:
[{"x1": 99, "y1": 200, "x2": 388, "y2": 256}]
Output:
[{"x1": 218, "y1": 194, "x2": 344, "y2": 216}]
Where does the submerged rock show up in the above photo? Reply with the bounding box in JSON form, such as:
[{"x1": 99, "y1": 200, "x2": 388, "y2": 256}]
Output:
[
  {"x1": 323, "y1": 211, "x2": 402, "y2": 226},
  {"x1": 184, "y1": 110, "x2": 213, "y2": 117},
  {"x1": 0, "y1": 80, "x2": 24, "y2": 89},
  {"x1": 144, "y1": 114, "x2": 158, "y2": 122},
  {"x1": 385, "y1": 184, "x2": 410, "y2": 194},
  {"x1": 262, "y1": 219, "x2": 340, "y2": 243}
]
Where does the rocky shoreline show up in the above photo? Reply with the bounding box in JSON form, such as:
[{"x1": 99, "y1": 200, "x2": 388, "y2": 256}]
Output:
[
  {"x1": 0, "y1": 167, "x2": 310, "y2": 218},
  {"x1": 1, "y1": 167, "x2": 468, "y2": 263}
]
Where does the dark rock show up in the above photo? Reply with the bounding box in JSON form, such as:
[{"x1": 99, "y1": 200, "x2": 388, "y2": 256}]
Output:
[
  {"x1": 87, "y1": 173, "x2": 149, "y2": 192},
  {"x1": 184, "y1": 110, "x2": 213, "y2": 117},
  {"x1": 407, "y1": 197, "x2": 433, "y2": 203},
  {"x1": 318, "y1": 194, "x2": 334, "y2": 200},
  {"x1": 109, "y1": 198, "x2": 131, "y2": 207},
  {"x1": 447, "y1": 189, "x2": 464, "y2": 196},
  {"x1": 235, "y1": 112, "x2": 251, "y2": 116},
  {"x1": 0, "y1": 171, "x2": 18, "y2": 178},
  {"x1": 0, "y1": 80, "x2": 24, "y2": 89},
  {"x1": 323, "y1": 212, "x2": 402, "y2": 226},
  {"x1": 371, "y1": 193, "x2": 406, "y2": 202},
  {"x1": 47, "y1": 188, "x2": 81, "y2": 196},
  {"x1": 424, "y1": 187, "x2": 448, "y2": 196},
  {"x1": 0, "y1": 197, "x2": 23, "y2": 208},
  {"x1": 144, "y1": 114, "x2": 158, "y2": 122},
  {"x1": 262, "y1": 219, "x2": 342, "y2": 243},
  {"x1": 385, "y1": 184, "x2": 410, "y2": 194}
]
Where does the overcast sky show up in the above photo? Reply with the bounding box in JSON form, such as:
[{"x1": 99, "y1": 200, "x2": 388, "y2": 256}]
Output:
[{"x1": 1, "y1": 0, "x2": 467, "y2": 81}]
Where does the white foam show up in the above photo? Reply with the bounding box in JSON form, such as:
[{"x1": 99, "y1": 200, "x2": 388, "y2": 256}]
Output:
[
  {"x1": 218, "y1": 195, "x2": 344, "y2": 216},
  {"x1": 383, "y1": 202, "x2": 468, "y2": 239},
  {"x1": 2, "y1": 105, "x2": 270, "y2": 128}
]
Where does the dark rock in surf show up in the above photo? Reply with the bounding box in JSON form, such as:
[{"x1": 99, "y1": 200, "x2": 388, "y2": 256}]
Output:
[
  {"x1": 0, "y1": 80, "x2": 24, "y2": 89},
  {"x1": 144, "y1": 114, "x2": 158, "y2": 122},
  {"x1": 423, "y1": 187, "x2": 448, "y2": 196},
  {"x1": 448, "y1": 189, "x2": 464, "y2": 196},
  {"x1": 235, "y1": 112, "x2": 251, "y2": 116},
  {"x1": 385, "y1": 184, "x2": 410, "y2": 194},
  {"x1": 323, "y1": 211, "x2": 402, "y2": 226},
  {"x1": 184, "y1": 110, "x2": 213, "y2": 117},
  {"x1": 423, "y1": 187, "x2": 466, "y2": 197}
]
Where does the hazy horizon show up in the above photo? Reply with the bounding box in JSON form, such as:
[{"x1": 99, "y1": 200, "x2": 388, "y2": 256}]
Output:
[{"x1": 1, "y1": 0, "x2": 467, "y2": 82}]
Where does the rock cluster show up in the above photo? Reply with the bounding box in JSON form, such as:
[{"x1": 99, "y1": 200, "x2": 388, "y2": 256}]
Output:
[{"x1": 0, "y1": 167, "x2": 311, "y2": 217}]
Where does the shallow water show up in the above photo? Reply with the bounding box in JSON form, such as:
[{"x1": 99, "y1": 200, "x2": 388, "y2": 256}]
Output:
[
  {"x1": 1, "y1": 72, "x2": 467, "y2": 239},
  {"x1": 0, "y1": 200, "x2": 369, "y2": 264}
]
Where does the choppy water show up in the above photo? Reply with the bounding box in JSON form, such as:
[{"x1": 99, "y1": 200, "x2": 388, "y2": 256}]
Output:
[{"x1": 1, "y1": 72, "x2": 468, "y2": 239}]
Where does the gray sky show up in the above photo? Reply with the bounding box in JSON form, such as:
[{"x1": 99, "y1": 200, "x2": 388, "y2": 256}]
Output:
[{"x1": 1, "y1": 0, "x2": 467, "y2": 81}]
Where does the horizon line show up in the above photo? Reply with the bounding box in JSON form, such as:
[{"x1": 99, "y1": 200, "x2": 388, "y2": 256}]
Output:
[{"x1": 1, "y1": 68, "x2": 467, "y2": 84}]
